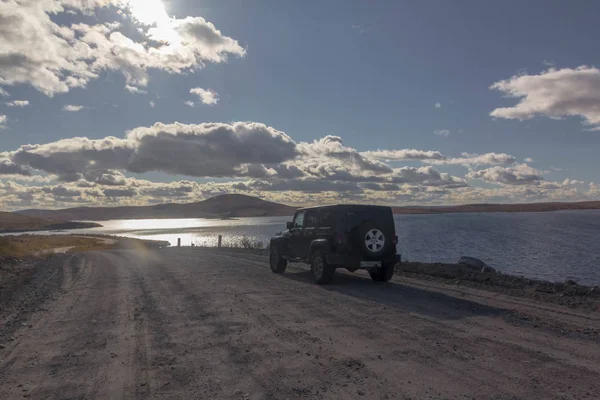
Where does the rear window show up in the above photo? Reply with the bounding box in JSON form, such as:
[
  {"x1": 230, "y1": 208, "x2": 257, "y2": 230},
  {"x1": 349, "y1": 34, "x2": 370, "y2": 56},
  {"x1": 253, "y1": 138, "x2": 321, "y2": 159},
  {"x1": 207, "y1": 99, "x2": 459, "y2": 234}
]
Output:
[{"x1": 344, "y1": 207, "x2": 394, "y2": 231}]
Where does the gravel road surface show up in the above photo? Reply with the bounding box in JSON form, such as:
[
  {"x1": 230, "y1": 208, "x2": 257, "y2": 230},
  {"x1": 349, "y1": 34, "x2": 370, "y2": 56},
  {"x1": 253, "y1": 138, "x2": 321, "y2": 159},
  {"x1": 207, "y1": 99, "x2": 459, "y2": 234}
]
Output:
[{"x1": 1, "y1": 247, "x2": 599, "y2": 399}]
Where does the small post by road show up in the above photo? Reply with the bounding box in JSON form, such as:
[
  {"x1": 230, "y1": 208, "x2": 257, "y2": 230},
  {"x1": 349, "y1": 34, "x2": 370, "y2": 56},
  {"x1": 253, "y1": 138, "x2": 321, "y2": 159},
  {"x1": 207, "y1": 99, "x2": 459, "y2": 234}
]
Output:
[
  {"x1": 218, "y1": 235, "x2": 222, "y2": 248},
  {"x1": 177, "y1": 238, "x2": 181, "y2": 247}
]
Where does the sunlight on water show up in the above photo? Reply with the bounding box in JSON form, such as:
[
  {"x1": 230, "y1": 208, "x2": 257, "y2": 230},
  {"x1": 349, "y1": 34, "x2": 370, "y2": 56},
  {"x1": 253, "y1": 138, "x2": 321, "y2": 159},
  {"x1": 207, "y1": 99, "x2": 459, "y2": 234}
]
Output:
[{"x1": 7, "y1": 216, "x2": 291, "y2": 248}]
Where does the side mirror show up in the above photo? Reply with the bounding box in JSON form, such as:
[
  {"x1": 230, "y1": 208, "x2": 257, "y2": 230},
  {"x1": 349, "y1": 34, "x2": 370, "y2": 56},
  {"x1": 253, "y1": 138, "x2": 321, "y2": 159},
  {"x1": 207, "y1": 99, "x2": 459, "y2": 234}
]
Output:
[{"x1": 286, "y1": 221, "x2": 293, "y2": 229}]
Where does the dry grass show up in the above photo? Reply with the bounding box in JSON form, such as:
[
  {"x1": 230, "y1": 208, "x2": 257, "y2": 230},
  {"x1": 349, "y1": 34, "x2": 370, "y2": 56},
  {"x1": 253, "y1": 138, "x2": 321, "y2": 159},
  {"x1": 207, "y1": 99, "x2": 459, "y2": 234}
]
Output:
[
  {"x1": 0, "y1": 235, "x2": 161, "y2": 258},
  {"x1": 194, "y1": 236, "x2": 267, "y2": 250},
  {"x1": 0, "y1": 236, "x2": 102, "y2": 258}
]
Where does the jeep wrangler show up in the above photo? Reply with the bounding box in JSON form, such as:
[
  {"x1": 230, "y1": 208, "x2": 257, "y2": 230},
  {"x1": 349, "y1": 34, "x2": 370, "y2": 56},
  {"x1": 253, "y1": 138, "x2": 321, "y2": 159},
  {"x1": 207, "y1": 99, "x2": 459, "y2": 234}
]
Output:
[{"x1": 269, "y1": 205, "x2": 401, "y2": 284}]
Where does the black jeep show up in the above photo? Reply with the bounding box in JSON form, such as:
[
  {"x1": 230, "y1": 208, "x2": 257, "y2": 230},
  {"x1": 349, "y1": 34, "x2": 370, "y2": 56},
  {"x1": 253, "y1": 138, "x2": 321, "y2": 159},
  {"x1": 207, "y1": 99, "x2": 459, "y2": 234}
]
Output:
[{"x1": 269, "y1": 205, "x2": 401, "y2": 284}]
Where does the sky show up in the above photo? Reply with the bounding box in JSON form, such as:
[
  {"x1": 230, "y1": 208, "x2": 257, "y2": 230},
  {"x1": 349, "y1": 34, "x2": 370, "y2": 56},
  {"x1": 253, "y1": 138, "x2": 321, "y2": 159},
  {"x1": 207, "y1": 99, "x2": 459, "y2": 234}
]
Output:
[{"x1": 1, "y1": 0, "x2": 600, "y2": 210}]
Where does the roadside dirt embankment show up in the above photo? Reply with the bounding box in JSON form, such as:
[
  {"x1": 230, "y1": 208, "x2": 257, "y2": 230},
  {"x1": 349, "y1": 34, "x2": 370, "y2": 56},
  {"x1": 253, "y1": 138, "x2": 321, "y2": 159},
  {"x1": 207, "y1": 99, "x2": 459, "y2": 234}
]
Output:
[{"x1": 397, "y1": 262, "x2": 600, "y2": 311}]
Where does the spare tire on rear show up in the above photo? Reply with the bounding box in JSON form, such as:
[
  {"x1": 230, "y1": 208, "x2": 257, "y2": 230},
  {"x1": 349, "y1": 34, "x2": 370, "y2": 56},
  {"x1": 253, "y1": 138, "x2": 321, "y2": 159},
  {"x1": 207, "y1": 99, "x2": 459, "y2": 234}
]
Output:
[{"x1": 357, "y1": 222, "x2": 387, "y2": 259}]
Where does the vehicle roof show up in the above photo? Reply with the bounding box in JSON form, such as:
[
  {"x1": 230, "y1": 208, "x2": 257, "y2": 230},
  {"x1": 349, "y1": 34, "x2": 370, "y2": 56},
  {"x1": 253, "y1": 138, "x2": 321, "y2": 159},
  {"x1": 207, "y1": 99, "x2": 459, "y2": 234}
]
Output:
[{"x1": 296, "y1": 204, "x2": 392, "y2": 212}]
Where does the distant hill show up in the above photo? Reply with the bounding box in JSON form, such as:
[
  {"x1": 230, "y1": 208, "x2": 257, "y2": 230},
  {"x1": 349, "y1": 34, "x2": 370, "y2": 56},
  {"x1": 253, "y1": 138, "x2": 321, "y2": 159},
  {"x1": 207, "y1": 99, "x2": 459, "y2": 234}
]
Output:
[
  {"x1": 392, "y1": 201, "x2": 600, "y2": 214},
  {"x1": 16, "y1": 194, "x2": 298, "y2": 221},
  {"x1": 0, "y1": 212, "x2": 52, "y2": 232},
  {"x1": 11, "y1": 196, "x2": 600, "y2": 223},
  {"x1": 0, "y1": 211, "x2": 101, "y2": 233}
]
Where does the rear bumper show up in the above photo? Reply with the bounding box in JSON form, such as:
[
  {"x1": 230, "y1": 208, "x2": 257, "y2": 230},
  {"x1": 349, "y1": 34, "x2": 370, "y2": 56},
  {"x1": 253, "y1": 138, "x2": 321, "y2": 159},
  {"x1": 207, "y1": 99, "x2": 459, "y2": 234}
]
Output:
[{"x1": 325, "y1": 253, "x2": 401, "y2": 269}]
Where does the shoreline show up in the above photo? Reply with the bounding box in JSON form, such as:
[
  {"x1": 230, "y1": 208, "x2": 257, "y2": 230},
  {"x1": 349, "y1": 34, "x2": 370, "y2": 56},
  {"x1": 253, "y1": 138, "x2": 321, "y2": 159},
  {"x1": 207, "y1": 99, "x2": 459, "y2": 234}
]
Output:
[{"x1": 0, "y1": 221, "x2": 102, "y2": 235}]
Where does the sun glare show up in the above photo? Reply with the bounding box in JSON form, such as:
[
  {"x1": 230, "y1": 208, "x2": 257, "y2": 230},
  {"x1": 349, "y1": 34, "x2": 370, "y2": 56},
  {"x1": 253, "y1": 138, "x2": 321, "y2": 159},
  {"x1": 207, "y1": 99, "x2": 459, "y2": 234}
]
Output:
[{"x1": 126, "y1": 0, "x2": 170, "y2": 26}]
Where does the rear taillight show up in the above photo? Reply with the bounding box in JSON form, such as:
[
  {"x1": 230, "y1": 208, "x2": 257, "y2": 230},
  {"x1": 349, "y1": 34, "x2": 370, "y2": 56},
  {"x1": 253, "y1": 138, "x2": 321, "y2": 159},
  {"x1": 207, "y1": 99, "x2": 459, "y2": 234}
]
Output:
[{"x1": 393, "y1": 235, "x2": 398, "y2": 245}]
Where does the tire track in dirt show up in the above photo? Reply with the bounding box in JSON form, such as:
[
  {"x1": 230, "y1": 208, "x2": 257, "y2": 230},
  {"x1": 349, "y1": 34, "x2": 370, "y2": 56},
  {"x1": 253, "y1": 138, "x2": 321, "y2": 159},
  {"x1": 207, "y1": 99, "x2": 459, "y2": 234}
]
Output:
[
  {"x1": 166, "y1": 248, "x2": 600, "y2": 400},
  {"x1": 0, "y1": 251, "x2": 149, "y2": 400}
]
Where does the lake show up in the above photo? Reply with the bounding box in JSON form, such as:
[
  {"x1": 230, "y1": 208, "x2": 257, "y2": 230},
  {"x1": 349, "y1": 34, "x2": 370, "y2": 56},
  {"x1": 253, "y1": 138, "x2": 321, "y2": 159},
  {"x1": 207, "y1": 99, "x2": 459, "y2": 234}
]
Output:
[{"x1": 7, "y1": 210, "x2": 600, "y2": 285}]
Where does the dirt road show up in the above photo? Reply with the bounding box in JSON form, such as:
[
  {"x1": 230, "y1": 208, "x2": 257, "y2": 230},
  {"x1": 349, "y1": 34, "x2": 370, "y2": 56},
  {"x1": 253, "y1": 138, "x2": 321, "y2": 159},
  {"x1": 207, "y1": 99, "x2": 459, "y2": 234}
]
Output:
[{"x1": 1, "y1": 248, "x2": 599, "y2": 399}]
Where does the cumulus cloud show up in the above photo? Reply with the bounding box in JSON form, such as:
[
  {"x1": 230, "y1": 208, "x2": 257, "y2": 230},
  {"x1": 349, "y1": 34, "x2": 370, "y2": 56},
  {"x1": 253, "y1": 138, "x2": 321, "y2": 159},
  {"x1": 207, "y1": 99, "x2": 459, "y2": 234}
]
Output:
[
  {"x1": 190, "y1": 87, "x2": 219, "y2": 105},
  {"x1": 5, "y1": 100, "x2": 29, "y2": 107},
  {"x1": 1, "y1": 152, "x2": 31, "y2": 176},
  {"x1": 95, "y1": 170, "x2": 127, "y2": 186},
  {"x1": 184, "y1": 101, "x2": 195, "y2": 108},
  {"x1": 10, "y1": 122, "x2": 298, "y2": 180},
  {"x1": 0, "y1": 115, "x2": 6, "y2": 129},
  {"x1": 43, "y1": 184, "x2": 82, "y2": 199},
  {"x1": 103, "y1": 188, "x2": 137, "y2": 197},
  {"x1": 298, "y1": 136, "x2": 391, "y2": 176},
  {"x1": 4, "y1": 118, "x2": 591, "y2": 208},
  {"x1": 361, "y1": 149, "x2": 446, "y2": 161},
  {"x1": 11, "y1": 136, "x2": 133, "y2": 181},
  {"x1": 431, "y1": 152, "x2": 517, "y2": 166},
  {"x1": 562, "y1": 179, "x2": 584, "y2": 186},
  {"x1": 149, "y1": 101, "x2": 155, "y2": 108},
  {"x1": 63, "y1": 105, "x2": 84, "y2": 112},
  {"x1": 125, "y1": 85, "x2": 147, "y2": 94},
  {"x1": 364, "y1": 149, "x2": 516, "y2": 167},
  {"x1": 434, "y1": 129, "x2": 450, "y2": 137},
  {"x1": 126, "y1": 122, "x2": 298, "y2": 177},
  {"x1": 490, "y1": 66, "x2": 600, "y2": 129},
  {"x1": 0, "y1": 0, "x2": 245, "y2": 96},
  {"x1": 467, "y1": 164, "x2": 543, "y2": 185},
  {"x1": 435, "y1": 102, "x2": 441, "y2": 108}
]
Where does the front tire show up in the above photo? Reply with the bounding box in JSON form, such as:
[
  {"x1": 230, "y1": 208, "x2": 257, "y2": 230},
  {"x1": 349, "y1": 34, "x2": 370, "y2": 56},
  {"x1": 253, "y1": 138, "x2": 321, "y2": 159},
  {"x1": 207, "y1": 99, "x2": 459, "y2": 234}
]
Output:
[
  {"x1": 369, "y1": 262, "x2": 394, "y2": 282},
  {"x1": 311, "y1": 251, "x2": 335, "y2": 284},
  {"x1": 270, "y1": 246, "x2": 287, "y2": 273}
]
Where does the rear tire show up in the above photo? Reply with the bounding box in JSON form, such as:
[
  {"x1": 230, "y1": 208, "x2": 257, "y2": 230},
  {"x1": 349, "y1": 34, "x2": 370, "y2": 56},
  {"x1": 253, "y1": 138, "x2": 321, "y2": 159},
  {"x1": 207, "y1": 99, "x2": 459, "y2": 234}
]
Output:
[
  {"x1": 311, "y1": 251, "x2": 335, "y2": 284},
  {"x1": 270, "y1": 246, "x2": 287, "y2": 273},
  {"x1": 369, "y1": 262, "x2": 394, "y2": 282}
]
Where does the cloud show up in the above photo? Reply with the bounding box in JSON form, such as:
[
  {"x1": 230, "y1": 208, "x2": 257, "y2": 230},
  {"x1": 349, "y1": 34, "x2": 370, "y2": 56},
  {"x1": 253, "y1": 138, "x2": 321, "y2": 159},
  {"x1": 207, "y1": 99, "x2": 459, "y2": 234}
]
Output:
[
  {"x1": 149, "y1": 101, "x2": 155, "y2": 108},
  {"x1": 126, "y1": 122, "x2": 298, "y2": 177},
  {"x1": 0, "y1": 0, "x2": 245, "y2": 96},
  {"x1": 435, "y1": 102, "x2": 441, "y2": 108},
  {"x1": 103, "y1": 188, "x2": 137, "y2": 197},
  {"x1": 125, "y1": 85, "x2": 147, "y2": 94},
  {"x1": 5, "y1": 118, "x2": 592, "y2": 208},
  {"x1": 490, "y1": 66, "x2": 600, "y2": 129},
  {"x1": 5, "y1": 100, "x2": 29, "y2": 107},
  {"x1": 524, "y1": 157, "x2": 534, "y2": 163},
  {"x1": 434, "y1": 129, "x2": 450, "y2": 137},
  {"x1": 389, "y1": 166, "x2": 467, "y2": 188},
  {"x1": 11, "y1": 136, "x2": 133, "y2": 181},
  {"x1": 0, "y1": 115, "x2": 6, "y2": 129},
  {"x1": 190, "y1": 87, "x2": 219, "y2": 105},
  {"x1": 0, "y1": 152, "x2": 31, "y2": 176},
  {"x1": 562, "y1": 179, "x2": 584, "y2": 186},
  {"x1": 95, "y1": 170, "x2": 127, "y2": 186},
  {"x1": 364, "y1": 149, "x2": 517, "y2": 167},
  {"x1": 0, "y1": 88, "x2": 8, "y2": 96},
  {"x1": 10, "y1": 122, "x2": 298, "y2": 181},
  {"x1": 467, "y1": 164, "x2": 543, "y2": 185},
  {"x1": 184, "y1": 101, "x2": 195, "y2": 108},
  {"x1": 431, "y1": 152, "x2": 517, "y2": 166},
  {"x1": 43, "y1": 184, "x2": 82, "y2": 199},
  {"x1": 361, "y1": 149, "x2": 446, "y2": 161},
  {"x1": 63, "y1": 104, "x2": 84, "y2": 112},
  {"x1": 6, "y1": 123, "x2": 474, "y2": 203}
]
